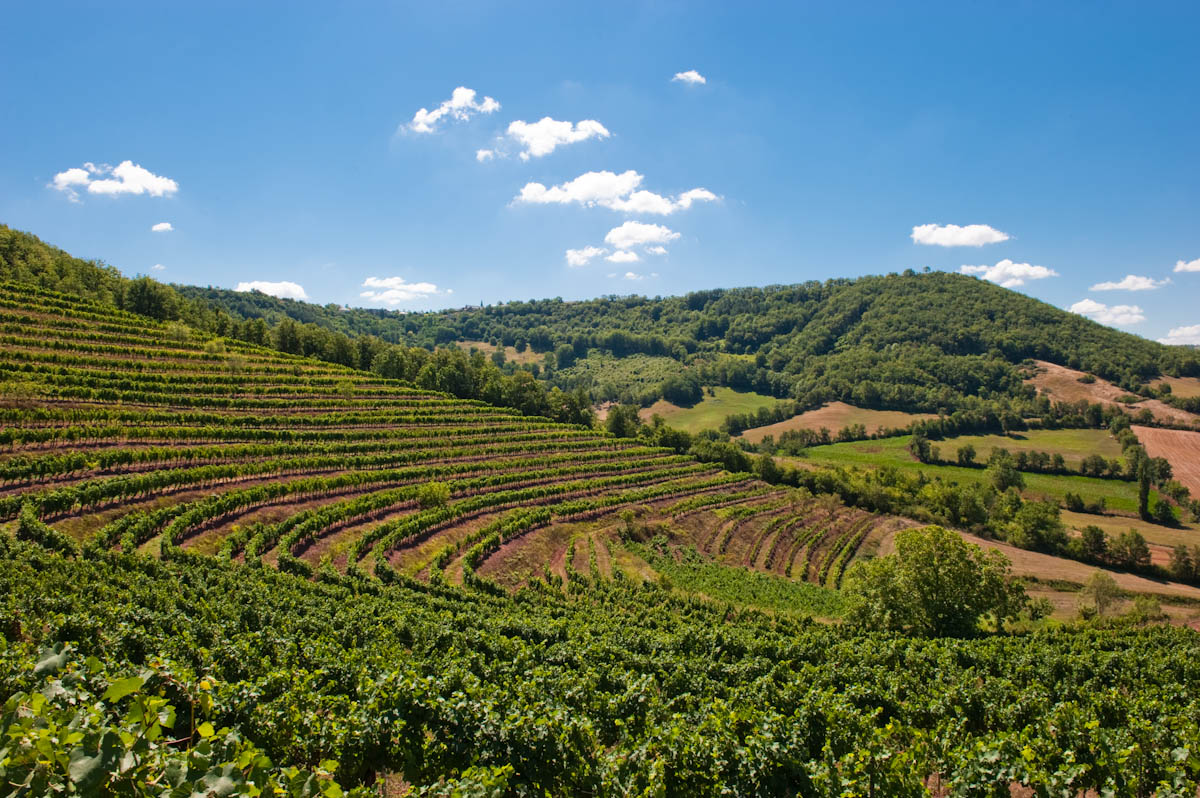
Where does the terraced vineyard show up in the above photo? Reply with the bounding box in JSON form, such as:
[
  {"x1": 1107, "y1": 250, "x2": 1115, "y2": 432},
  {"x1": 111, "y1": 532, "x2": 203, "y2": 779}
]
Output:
[
  {"x1": 0, "y1": 282, "x2": 888, "y2": 591},
  {"x1": 5, "y1": 281, "x2": 1200, "y2": 795}
]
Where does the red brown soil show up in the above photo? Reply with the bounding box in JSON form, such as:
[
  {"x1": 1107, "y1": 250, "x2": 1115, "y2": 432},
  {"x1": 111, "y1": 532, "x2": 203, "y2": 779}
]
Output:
[
  {"x1": 1134, "y1": 424, "x2": 1200, "y2": 496},
  {"x1": 1027, "y1": 361, "x2": 1199, "y2": 427},
  {"x1": 739, "y1": 402, "x2": 935, "y2": 444}
]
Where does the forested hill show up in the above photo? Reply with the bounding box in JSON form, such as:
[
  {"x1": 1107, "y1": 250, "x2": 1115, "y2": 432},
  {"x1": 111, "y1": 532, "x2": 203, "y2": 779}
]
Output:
[{"x1": 4, "y1": 223, "x2": 1199, "y2": 416}]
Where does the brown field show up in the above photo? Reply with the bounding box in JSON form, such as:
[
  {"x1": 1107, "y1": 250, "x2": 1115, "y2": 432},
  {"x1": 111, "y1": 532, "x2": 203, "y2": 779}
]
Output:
[
  {"x1": 1135, "y1": 424, "x2": 1200, "y2": 496},
  {"x1": 1155, "y1": 376, "x2": 1200, "y2": 399},
  {"x1": 1060, "y1": 509, "x2": 1198, "y2": 550},
  {"x1": 877, "y1": 526, "x2": 1200, "y2": 599},
  {"x1": 739, "y1": 401, "x2": 935, "y2": 444},
  {"x1": 1026, "y1": 360, "x2": 1199, "y2": 427}
]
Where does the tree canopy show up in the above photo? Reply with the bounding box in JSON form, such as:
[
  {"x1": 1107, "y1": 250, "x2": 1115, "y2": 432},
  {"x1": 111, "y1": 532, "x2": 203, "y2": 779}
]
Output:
[{"x1": 842, "y1": 525, "x2": 1028, "y2": 637}]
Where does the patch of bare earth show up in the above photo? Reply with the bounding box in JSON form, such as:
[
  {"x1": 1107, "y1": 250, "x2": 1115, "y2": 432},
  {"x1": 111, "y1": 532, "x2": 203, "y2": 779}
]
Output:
[
  {"x1": 958, "y1": 531, "x2": 1200, "y2": 599},
  {"x1": 1134, "y1": 424, "x2": 1200, "y2": 496},
  {"x1": 1028, "y1": 361, "x2": 1199, "y2": 427},
  {"x1": 738, "y1": 401, "x2": 936, "y2": 444}
]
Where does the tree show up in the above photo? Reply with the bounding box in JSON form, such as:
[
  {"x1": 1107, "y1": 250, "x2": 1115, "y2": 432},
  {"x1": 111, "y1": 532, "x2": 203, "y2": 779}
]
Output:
[
  {"x1": 1110, "y1": 529, "x2": 1151, "y2": 570},
  {"x1": 956, "y1": 443, "x2": 977, "y2": 466},
  {"x1": 1006, "y1": 501, "x2": 1066, "y2": 552},
  {"x1": 842, "y1": 525, "x2": 1027, "y2": 637},
  {"x1": 1078, "y1": 525, "x2": 1108, "y2": 562},
  {"x1": 1168, "y1": 545, "x2": 1194, "y2": 582},
  {"x1": 605, "y1": 404, "x2": 641, "y2": 439},
  {"x1": 985, "y1": 450, "x2": 1024, "y2": 492},
  {"x1": 907, "y1": 433, "x2": 933, "y2": 464},
  {"x1": 1150, "y1": 497, "x2": 1177, "y2": 526},
  {"x1": 1078, "y1": 570, "x2": 1121, "y2": 617}
]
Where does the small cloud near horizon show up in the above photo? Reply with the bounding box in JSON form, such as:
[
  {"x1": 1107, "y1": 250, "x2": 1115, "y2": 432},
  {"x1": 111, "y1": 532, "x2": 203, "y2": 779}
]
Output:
[{"x1": 235, "y1": 280, "x2": 308, "y2": 301}]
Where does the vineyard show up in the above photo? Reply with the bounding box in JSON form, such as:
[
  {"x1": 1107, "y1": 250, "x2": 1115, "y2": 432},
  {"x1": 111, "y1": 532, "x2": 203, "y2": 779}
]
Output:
[{"x1": 3, "y1": 282, "x2": 1200, "y2": 795}]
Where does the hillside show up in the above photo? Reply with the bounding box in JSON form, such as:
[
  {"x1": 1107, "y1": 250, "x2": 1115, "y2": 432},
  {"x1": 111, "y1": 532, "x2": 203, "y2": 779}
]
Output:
[
  {"x1": 5, "y1": 224, "x2": 1198, "y2": 426},
  {"x1": 178, "y1": 268, "x2": 1200, "y2": 413},
  {"x1": 2, "y1": 281, "x2": 1200, "y2": 793}
]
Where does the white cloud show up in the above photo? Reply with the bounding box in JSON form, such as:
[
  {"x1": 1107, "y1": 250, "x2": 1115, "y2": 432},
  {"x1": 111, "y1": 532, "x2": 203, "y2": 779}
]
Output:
[
  {"x1": 407, "y1": 86, "x2": 499, "y2": 134},
  {"x1": 507, "y1": 117, "x2": 610, "y2": 160},
  {"x1": 50, "y1": 161, "x2": 178, "y2": 201},
  {"x1": 623, "y1": 272, "x2": 644, "y2": 280},
  {"x1": 672, "y1": 70, "x2": 707, "y2": 85},
  {"x1": 1068, "y1": 299, "x2": 1145, "y2": 326},
  {"x1": 604, "y1": 221, "x2": 680, "y2": 251},
  {"x1": 647, "y1": 246, "x2": 668, "y2": 255},
  {"x1": 151, "y1": 222, "x2": 173, "y2": 232},
  {"x1": 1158, "y1": 325, "x2": 1200, "y2": 346},
  {"x1": 913, "y1": 223, "x2": 1010, "y2": 247},
  {"x1": 151, "y1": 264, "x2": 165, "y2": 271},
  {"x1": 475, "y1": 149, "x2": 496, "y2": 162},
  {"x1": 1175, "y1": 258, "x2": 1200, "y2": 273},
  {"x1": 235, "y1": 280, "x2": 308, "y2": 301},
  {"x1": 606, "y1": 250, "x2": 640, "y2": 263},
  {"x1": 517, "y1": 170, "x2": 643, "y2": 206},
  {"x1": 359, "y1": 275, "x2": 441, "y2": 306},
  {"x1": 565, "y1": 246, "x2": 607, "y2": 267},
  {"x1": 959, "y1": 259, "x2": 1058, "y2": 288},
  {"x1": 1089, "y1": 274, "x2": 1169, "y2": 291},
  {"x1": 515, "y1": 170, "x2": 716, "y2": 215}
]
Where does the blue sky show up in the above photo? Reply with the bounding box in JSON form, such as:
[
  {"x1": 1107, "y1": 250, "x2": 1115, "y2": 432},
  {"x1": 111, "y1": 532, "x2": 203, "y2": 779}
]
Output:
[{"x1": 3, "y1": 1, "x2": 1199, "y2": 343}]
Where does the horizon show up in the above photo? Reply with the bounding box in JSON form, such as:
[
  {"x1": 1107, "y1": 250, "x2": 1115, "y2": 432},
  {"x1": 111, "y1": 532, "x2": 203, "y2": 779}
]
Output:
[{"x1": 2, "y1": 1, "x2": 1198, "y2": 346}]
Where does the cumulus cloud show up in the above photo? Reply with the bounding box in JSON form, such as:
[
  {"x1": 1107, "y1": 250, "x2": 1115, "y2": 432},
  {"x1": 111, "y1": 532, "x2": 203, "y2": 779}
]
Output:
[
  {"x1": 647, "y1": 246, "x2": 668, "y2": 256},
  {"x1": 1068, "y1": 299, "x2": 1145, "y2": 326},
  {"x1": 407, "y1": 87, "x2": 499, "y2": 134},
  {"x1": 475, "y1": 149, "x2": 496, "y2": 162},
  {"x1": 606, "y1": 250, "x2": 639, "y2": 263},
  {"x1": 672, "y1": 70, "x2": 707, "y2": 84},
  {"x1": 359, "y1": 275, "x2": 441, "y2": 306},
  {"x1": 235, "y1": 280, "x2": 308, "y2": 301},
  {"x1": 507, "y1": 117, "x2": 610, "y2": 160},
  {"x1": 151, "y1": 222, "x2": 173, "y2": 232},
  {"x1": 1175, "y1": 258, "x2": 1200, "y2": 273},
  {"x1": 50, "y1": 161, "x2": 178, "y2": 201},
  {"x1": 1158, "y1": 325, "x2": 1200, "y2": 346},
  {"x1": 912, "y1": 223, "x2": 1010, "y2": 247},
  {"x1": 1089, "y1": 274, "x2": 1169, "y2": 291},
  {"x1": 604, "y1": 221, "x2": 680, "y2": 251},
  {"x1": 959, "y1": 259, "x2": 1058, "y2": 288},
  {"x1": 515, "y1": 170, "x2": 716, "y2": 215},
  {"x1": 565, "y1": 246, "x2": 607, "y2": 267},
  {"x1": 151, "y1": 264, "x2": 165, "y2": 271}
]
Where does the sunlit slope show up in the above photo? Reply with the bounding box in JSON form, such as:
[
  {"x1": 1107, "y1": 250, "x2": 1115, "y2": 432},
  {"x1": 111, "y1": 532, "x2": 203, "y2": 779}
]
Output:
[{"x1": 0, "y1": 282, "x2": 888, "y2": 586}]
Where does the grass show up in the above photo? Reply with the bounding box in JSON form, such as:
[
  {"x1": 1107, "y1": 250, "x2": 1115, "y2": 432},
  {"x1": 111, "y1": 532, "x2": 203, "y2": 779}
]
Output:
[
  {"x1": 1060, "y1": 510, "x2": 1198, "y2": 550},
  {"x1": 639, "y1": 386, "x2": 778, "y2": 434},
  {"x1": 457, "y1": 340, "x2": 545, "y2": 366},
  {"x1": 788, "y1": 434, "x2": 1150, "y2": 514},
  {"x1": 933, "y1": 428, "x2": 1124, "y2": 469}
]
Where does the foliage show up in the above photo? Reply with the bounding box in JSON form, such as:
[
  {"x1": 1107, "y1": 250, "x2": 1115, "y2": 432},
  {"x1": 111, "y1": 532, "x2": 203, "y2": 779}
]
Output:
[{"x1": 843, "y1": 525, "x2": 1028, "y2": 637}]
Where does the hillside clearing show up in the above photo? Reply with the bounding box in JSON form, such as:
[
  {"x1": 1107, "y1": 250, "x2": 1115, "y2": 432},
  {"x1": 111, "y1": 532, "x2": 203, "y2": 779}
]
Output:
[
  {"x1": 638, "y1": 387, "x2": 777, "y2": 434},
  {"x1": 1135, "y1": 424, "x2": 1200, "y2": 496},
  {"x1": 1027, "y1": 360, "x2": 1199, "y2": 427},
  {"x1": 738, "y1": 401, "x2": 934, "y2": 443}
]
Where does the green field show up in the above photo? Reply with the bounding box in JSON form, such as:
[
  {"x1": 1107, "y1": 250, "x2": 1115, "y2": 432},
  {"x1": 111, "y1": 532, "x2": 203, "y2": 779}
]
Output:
[
  {"x1": 639, "y1": 386, "x2": 778, "y2": 434},
  {"x1": 932, "y1": 428, "x2": 1125, "y2": 469},
  {"x1": 788, "y1": 433, "x2": 1149, "y2": 514}
]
